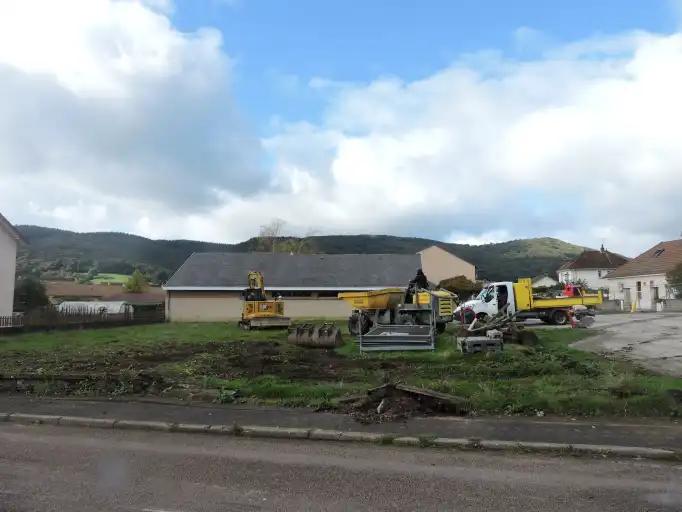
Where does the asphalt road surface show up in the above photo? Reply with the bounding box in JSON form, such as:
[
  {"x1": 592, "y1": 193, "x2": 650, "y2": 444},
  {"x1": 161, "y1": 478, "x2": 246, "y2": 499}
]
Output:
[
  {"x1": 1, "y1": 423, "x2": 681, "y2": 511},
  {"x1": 571, "y1": 312, "x2": 682, "y2": 376}
]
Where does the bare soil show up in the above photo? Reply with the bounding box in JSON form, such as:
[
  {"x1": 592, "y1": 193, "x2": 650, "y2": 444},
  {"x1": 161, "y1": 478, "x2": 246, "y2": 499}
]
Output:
[{"x1": 0, "y1": 340, "x2": 403, "y2": 396}]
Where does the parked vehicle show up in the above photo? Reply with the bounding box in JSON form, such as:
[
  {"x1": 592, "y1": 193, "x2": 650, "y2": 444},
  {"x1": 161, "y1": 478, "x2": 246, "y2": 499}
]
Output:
[
  {"x1": 338, "y1": 287, "x2": 457, "y2": 335},
  {"x1": 454, "y1": 278, "x2": 602, "y2": 325}
]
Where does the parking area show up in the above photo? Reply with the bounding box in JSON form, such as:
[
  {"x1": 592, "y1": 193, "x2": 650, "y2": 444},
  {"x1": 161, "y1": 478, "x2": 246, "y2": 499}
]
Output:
[{"x1": 569, "y1": 313, "x2": 682, "y2": 377}]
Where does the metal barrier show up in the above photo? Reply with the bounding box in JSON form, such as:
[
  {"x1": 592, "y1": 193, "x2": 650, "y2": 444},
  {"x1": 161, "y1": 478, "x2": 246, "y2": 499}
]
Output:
[{"x1": 359, "y1": 324, "x2": 435, "y2": 351}]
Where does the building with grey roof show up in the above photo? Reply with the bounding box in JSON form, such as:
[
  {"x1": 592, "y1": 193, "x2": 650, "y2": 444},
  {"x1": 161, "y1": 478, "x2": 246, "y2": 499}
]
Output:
[{"x1": 163, "y1": 252, "x2": 423, "y2": 321}]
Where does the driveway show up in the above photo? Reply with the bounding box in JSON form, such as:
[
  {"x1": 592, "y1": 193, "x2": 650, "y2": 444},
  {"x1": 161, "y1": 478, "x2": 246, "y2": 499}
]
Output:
[{"x1": 570, "y1": 313, "x2": 682, "y2": 377}]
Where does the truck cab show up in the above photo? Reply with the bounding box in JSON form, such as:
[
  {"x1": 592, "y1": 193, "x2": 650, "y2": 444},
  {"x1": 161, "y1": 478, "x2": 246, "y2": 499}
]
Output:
[
  {"x1": 456, "y1": 282, "x2": 516, "y2": 322},
  {"x1": 454, "y1": 278, "x2": 602, "y2": 325}
]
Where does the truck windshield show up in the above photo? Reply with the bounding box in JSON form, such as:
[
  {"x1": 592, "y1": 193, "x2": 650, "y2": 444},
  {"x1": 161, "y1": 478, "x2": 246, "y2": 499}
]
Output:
[{"x1": 478, "y1": 286, "x2": 494, "y2": 303}]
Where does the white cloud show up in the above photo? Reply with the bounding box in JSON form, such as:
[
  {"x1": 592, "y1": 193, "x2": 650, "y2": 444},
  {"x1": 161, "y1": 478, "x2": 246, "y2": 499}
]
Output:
[
  {"x1": 1, "y1": 3, "x2": 682, "y2": 257},
  {"x1": 259, "y1": 32, "x2": 682, "y2": 255},
  {"x1": 447, "y1": 230, "x2": 512, "y2": 246},
  {"x1": 0, "y1": 0, "x2": 265, "y2": 220}
]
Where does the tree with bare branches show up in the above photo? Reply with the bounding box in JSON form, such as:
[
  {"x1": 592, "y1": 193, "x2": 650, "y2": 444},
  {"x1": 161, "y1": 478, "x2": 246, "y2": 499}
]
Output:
[{"x1": 258, "y1": 218, "x2": 286, "y2": 253}]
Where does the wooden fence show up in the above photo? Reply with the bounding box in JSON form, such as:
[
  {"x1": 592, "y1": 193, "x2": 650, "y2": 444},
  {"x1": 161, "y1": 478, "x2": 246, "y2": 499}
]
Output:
[{"x1": 0, "y1": 305, "x2": 164, "y2": 334}]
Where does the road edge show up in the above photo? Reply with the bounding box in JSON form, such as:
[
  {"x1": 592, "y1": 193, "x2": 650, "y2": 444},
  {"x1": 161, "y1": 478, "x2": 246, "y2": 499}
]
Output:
[{"x1": 2, "y1": 412, "x2": 678, "y2": 461}]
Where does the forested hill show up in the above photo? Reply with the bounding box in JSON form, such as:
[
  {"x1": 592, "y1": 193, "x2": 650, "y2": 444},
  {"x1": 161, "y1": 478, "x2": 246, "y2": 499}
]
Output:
[{"x1": 16, "y1": 225, "x2": 584, "y2": 282}]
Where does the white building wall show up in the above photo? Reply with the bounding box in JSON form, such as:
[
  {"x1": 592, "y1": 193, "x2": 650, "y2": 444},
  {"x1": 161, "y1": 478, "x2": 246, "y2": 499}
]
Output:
[
  {"x1": 607, "y1": 274, "x2": 671, "y2": 311},
  {"x1": 0, "y1": 229, "x2": 17, "y2": 315},
  {"x1": 557, "y1": 268, "x2": 613, "y2": 290}
]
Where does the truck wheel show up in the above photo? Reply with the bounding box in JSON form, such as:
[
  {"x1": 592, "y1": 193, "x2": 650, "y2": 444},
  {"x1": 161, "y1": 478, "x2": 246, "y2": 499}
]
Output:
[
  {"x1": 552, "y1": 310, "x2": 568, "y2": 325},
  {"x1": 348, "y1": 313, "x2": 360, "y2": 335},
  {"x1": 348, "y1": 313, "x2": 372, "y2": 335},
  {"x1": 359, "y1": 313, "x2": 372, "y2": 334}
]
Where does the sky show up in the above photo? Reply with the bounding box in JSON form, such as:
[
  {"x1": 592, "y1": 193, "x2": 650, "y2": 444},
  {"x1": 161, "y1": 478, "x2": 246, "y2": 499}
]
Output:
[{"x1": 2, "y1": 0, "x2": 682, "y2": 256}]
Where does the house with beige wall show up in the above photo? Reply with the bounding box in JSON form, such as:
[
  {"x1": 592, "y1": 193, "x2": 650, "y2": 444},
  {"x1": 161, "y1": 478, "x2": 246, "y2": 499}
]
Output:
[
  {"x1": 0, "y1": 213, "x2": 23, "y2": 316},
  {"x1": 418, "y1": 245, "x2": 476, "y2": 283},
  {"x1": 164, "y1": 252, "x2": 422, "y2": 322}
]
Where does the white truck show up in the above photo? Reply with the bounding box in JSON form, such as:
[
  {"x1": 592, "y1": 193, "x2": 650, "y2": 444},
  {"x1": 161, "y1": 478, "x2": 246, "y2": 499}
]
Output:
[{"x1": 454, "y1": 278, "x2": 603, "y2": 325}]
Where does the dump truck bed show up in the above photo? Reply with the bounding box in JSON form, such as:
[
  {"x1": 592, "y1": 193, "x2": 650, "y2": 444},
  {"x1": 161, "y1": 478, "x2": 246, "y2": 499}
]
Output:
[
  {"x1": 513, "y1": 278, "x2": 603, "y2": 311},
  {"x1": 338, "y1": 288, "x2": 405, "y2": 310},
  {"x1": 530, "y1": 295, "x2": 603, "y2": 309}
]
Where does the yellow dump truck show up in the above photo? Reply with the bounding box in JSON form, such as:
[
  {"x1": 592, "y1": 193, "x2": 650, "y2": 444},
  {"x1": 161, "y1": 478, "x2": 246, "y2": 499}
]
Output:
[
  {"x1": 338, "y1": 288, "x2": 457, "y2": 335},
  {"x1": 454, "y1": 277, "x2": 602, "y2": 325}
]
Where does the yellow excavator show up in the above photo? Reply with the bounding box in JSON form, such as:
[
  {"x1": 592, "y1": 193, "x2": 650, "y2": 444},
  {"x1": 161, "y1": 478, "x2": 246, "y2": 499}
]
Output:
[{"x1": 238, "y1": 271, "x2": 291, "y2": 330}]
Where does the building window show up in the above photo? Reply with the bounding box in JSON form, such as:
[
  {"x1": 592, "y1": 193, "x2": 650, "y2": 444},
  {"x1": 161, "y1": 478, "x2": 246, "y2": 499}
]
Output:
[
  {"x1": 636, "y1": 281, "x2": 642, "y2": 301},
  {"x1": 654, "y1": 249, "x2": 665, "y2": 257},
  {"x1": 653, "y1": 287, "x2": 659, "y2": 301}
]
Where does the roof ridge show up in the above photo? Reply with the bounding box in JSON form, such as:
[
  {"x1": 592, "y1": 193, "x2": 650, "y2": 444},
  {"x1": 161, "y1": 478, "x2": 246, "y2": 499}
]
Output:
[{"x1": 0, "y1": 212, "x2": 25, "y2": 243}]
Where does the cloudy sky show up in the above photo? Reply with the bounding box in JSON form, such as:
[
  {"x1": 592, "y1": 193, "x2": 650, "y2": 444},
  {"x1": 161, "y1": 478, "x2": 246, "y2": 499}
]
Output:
[{"x1": 2, "y1": 0, "x2": 682, "y2": 256}]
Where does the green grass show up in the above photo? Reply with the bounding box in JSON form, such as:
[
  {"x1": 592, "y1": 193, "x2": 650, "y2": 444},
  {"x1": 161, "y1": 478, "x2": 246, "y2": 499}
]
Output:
[
  {"x1": 1, "y1": 322, "x2": 681, "y2": 417},
  {"x1": 205, "y1": 375, "x2": 366, "y2": 408},
  {"x1": 0, "y1": 322, "x2": 284, "y2": 353},
  {"x1": 88, "y1": 273, "x2": 131, "y2": 284}
]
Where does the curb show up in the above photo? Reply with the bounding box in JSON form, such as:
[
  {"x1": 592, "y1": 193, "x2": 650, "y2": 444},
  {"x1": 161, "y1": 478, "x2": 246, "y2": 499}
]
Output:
[{"x1": 1, "y1": 412, "x2": 678, "y2": 461}]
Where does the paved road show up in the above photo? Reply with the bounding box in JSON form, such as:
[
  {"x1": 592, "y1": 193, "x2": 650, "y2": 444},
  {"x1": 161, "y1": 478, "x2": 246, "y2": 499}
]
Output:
[
  {"x1": 570, "y1": 313, "x2": 682, "y2": 376},
  {"x1": 1, "y1": 424, "x2": 681, "y2": 511}
]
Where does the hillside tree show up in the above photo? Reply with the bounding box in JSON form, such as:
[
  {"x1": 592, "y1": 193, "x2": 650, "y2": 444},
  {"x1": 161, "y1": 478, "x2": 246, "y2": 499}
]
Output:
[
  {"x1": 154, "y1": 270, "x2": 170, "y2": 285},
  {"x1": 124, "y1": 269, "x2": 148, "y2": 293},
  {"x1": 258, "y1": 218, "x2": 286, "y2": 253}
]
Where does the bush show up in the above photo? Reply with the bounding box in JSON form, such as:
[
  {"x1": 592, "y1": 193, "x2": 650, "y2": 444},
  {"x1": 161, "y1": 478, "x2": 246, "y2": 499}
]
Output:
[
  {"x1": 438, "y1": 275, "x2": 482, "y2": 299},
  {"x1": 13, "y1": 277, "x2": 49, "y2": 312},
  {"x1": 124, "y1": 269, "x2": 148, "y2": 293}
]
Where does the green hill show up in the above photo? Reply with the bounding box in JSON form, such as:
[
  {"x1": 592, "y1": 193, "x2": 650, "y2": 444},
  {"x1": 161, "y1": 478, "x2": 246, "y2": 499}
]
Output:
[{"x1": 15, "y1": 225, "x2": 585, "y2": 282}]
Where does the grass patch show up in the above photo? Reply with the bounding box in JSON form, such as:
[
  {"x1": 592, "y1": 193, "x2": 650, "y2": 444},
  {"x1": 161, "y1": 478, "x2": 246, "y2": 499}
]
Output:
[
  {"x1": 1, "y1": 321, "x2": 680, "y2": 417},
  {"x1": 89, "y1": 273, "x2": 131, "y2": 284},
  {"x1": 207, "y1": 375, "x2": 365, "y2": 408},
  {"x1": 0, "y1": 322, "x2": 283, "y2": 354}
]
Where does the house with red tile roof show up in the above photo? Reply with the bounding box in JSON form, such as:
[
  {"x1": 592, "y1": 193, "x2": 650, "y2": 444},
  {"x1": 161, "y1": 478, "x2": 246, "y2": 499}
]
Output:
[{"x1": 606, "y1": 239, "x2": 682, "y2": 310}]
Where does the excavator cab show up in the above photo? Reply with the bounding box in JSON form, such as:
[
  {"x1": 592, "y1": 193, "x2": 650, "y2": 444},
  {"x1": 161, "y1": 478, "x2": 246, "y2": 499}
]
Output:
[{"x1": 242, "y1": 271, "x2": 267, "y2": 302}]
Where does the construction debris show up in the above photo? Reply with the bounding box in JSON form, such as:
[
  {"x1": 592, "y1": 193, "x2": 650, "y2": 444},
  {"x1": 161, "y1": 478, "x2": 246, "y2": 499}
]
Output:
[
  {"x1": 336, "y1": 383, "x2": 469, "y2": 423},
  {"x1": 457, "y1": 336, "x2": 503, "y2": 354},
  {"x1": 287, "y1": 323, "x2": 343, "y2": 348},
  {"x1": 456, "y1": 311, "x2": 541, "y2": 352}
]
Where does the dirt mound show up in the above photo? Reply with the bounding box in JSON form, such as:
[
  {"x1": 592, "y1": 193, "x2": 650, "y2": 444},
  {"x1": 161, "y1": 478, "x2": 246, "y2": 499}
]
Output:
[{"x1": 336, "y1": 383, "x2": 469, "y2": 424}]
